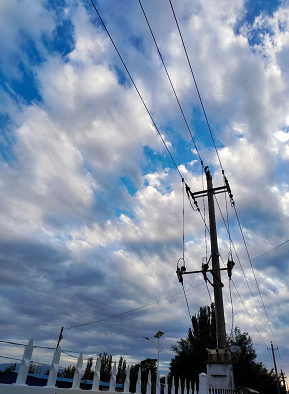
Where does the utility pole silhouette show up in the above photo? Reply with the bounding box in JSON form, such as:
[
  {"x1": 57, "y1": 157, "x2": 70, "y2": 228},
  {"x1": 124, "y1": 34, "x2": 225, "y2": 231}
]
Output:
[{"x1": 268, "y1": 342, "x2": 281, "y2": 394}]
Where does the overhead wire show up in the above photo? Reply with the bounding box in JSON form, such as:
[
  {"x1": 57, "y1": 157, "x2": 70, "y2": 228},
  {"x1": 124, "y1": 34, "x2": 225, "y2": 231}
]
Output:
[
  {"x1": 138, "y1": 0, "x2": 204, "y2": 167},
  {"x1": 165, "y1": 0, "x2": 281, "y2": 354},
  {"x1": 88, "y1": 0, "x2": 286, "y2": 371},
  {"x1": 214, "y1": 194, "x2": 272, "y2": 342},
  {"x1": 167, "y1": 0, "x2": 223, "y2": 173},
  {"x1": 89, "y1": 0, "x2": 182, "y2": 179},
  {"x1": 65, "y1": 282, "x2": 206, "y2": 330}
]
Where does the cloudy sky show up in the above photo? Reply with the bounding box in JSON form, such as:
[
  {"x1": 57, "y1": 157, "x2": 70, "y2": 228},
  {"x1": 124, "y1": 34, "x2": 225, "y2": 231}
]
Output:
[{"x1": 0, "y1": 0, "x2": 288, "y2": 381}]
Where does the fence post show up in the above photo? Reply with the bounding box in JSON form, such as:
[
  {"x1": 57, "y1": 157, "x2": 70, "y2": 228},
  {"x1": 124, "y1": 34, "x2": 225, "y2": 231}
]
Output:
[
  {"x1": 92, "y1": 355, "x2": 102, "y2": 391},
  {"x1": 124, "y1": 365, "x2": 130, "y2": 393},
  {"x1": 189, "y1": 380, "x2": 192, "y2": 394},
  {"x1": 136, "y1": 367, "x2": 141, "y2": 394},
  {"x1": 110, "y1": 361, "x2": 117, "y2": 392},
  {"x1": 171, "y1": 376, "x2": 175, "y2": 394},
  {"x1": 198, "y1": 373, "x2": 207, "y2": 394},
  {"x1": 46, "y1": 346, "x2": 61, "y2": 387},
  {"x1": 15, "y1": 339, "x2": 33, "y2": 385},
  {"x1": 146, "y1": 370, "x2": 151, "y2": 394},
  {"x1": 164, "y1": 373, "x2": 168, "y2": 394},
  {"x1": 156, "y1": 371, "x2": 160, "y2": 394},
  {"x1": 72, "y1": 352, "x2": 83, "y2": 389},
  {"x1": 184, "y1": 379, "x2": 187, "y2": 394},
  {"x1": 193, "y1": 381, "x2": 197, "y2": 394},
  {"x1": 178, "y1": 378, "x2": 181, "y2": 394}
]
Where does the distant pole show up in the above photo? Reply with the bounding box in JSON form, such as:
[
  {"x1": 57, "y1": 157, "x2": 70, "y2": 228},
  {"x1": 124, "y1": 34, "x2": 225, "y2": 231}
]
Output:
[
  {"x1": 206, "y1": 168, "x2": 226, "y2": 348},
  {"x1": 157, "y1": 336, "x2": 160, "y2": 372},
  {"x1": 56, "y1": 327, "x2": 64, "y2": 348},
  {"x1": 281, "y1": 370, "x2": 287, "y2": 393},
  {"x1": 269, "y1": 342, "x2": 281, "y2": 394}
]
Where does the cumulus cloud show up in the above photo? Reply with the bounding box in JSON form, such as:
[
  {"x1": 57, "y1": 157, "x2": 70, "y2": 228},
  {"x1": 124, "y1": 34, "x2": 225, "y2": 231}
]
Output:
[{"x1": 0, "y1": 0, "x2": 288, "y2": 377}]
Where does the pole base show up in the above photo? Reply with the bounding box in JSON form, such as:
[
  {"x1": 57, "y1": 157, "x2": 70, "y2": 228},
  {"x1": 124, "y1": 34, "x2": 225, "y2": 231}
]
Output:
[{"x1": 206, "y1": 362, "x2": 235, "y2": 390}]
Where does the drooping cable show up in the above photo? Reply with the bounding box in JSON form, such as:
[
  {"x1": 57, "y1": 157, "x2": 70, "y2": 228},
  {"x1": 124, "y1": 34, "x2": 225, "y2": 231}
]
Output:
[
  {"x1": 182, "y1": 283, "x2": 192, "y2": 323},
  {"x1": 182, "y1": 179, "x2": 185, "y2": 263},
  {"x1": 65, "y1": 282, "x2": 206, "y2": 330},
  {"x1": 228, "y1": 278, "x2": 234, "y2": 342},
  {"x1": 89, "y1": 0, "x2": 182, "y2": 179},
  {"x1": 201, "y1": 168, "x2": 208, "y2": 262},
  {"x1": 138, "y1": 0, "x2": 204, "y2": 167}
]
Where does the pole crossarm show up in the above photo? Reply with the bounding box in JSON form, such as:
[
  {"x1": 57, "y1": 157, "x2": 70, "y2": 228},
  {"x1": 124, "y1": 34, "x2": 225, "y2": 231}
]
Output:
[{"x1": 190, "y1": 185, "x2": 228, "y2": 199}]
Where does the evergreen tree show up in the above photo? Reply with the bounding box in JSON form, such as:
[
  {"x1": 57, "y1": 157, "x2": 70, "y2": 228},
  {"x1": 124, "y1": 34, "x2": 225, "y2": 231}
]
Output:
[
  {"x1": 83, "y1": 357, "x2": 94, "y2": 381},
  {"x1": 117, "y1": 356, "x2": 127, "y2": 384},
  {"x1": 100, "y1": 352, "x2": 112, "y2": 382},
  {"x1": 130, "y1": 358, "x2": 157, "y2": 394},
  {"x1": 61, "y1": 365, "x2": 76, "y2": 378}
]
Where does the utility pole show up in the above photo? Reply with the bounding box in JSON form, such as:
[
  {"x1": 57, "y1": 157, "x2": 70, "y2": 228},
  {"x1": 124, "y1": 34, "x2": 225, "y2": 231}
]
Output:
[
  {"x1": 281, "y1": 370, "x2": 287, "y2": 393},
  {"x1": 206, "y1": 169, "x2": 226, "y2": 348},
  {"x1": 177, "y1": 166, "x2": 236, "y2": 390},
  {"x1": 56, "y1": 327, "x2": 64, "y2": 348},
  {"x1": 269, "y1": 342, "x2": 281, "y2": 394}
]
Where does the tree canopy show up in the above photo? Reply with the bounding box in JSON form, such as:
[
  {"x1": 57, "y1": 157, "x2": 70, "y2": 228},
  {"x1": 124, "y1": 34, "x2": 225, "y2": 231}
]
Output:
[{"x1": 170, "y1": 304, "x2": 284, "y2": 394}]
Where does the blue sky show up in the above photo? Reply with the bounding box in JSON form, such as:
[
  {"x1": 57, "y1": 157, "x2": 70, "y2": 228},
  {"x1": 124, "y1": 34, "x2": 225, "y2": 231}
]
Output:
[{"x1": 0, "y1": 0, "x2": 289, "y2": 385}]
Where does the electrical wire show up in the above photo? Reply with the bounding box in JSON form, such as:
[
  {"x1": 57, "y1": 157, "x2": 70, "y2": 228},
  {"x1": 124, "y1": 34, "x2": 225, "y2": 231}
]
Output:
[
  {"x1": 65, "y1": 282, "x2": 206, "y2": 330},
  {"x1": 0, "y1": 355, "x2": 50, "y2": 366},
  {"x1": 181, "y1": 283, "x2": 192, "y2": 323},
  {"x1": 219, "y1": 255, "x2": 269, "y2": 350},
  {"x1": 138, "y1": 0, "x2": 204, "y2": 167},
  {"x1": 250, "y1": 240, "x2": 289, "y2": 264},
  {"x1": 233, "y1": 205, "x2": 286, "y2": 372},
  {"x1": 167, "y1": 0, "x2": 223, "y2": 173},
  {"x1": 89, "y1": 0, "x2": 182, "y2": 179},
  {"x1": 214, "y1": 195, "x2": 272, "y2": 342},
  {"x1": 182, "y1": 179, "x2": 185, "y2": 263}
]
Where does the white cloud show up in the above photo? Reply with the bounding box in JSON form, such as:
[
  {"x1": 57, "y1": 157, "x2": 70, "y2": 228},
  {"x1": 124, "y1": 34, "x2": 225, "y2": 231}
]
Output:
[{"x1": 0, "y1": 0, "x2": 289, "y2": 376}]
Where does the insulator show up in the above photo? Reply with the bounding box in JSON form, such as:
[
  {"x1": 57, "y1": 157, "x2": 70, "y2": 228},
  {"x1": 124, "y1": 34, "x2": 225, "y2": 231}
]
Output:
[
  {"x1": 227, "y1": 259, "x2": 235, "y2": 279},
  {"x1": 176, "y1": 267, "x2": 183, "y2": 284}
]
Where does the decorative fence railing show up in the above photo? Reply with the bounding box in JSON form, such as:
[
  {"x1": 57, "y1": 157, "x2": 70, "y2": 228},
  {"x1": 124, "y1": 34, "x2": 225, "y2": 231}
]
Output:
[{"x1": 0, "y1": 340, "x2": 238, "y2": 394}]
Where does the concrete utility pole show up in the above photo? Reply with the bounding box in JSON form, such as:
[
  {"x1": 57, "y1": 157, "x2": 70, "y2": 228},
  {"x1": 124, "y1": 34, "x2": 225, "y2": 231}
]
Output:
[
  {"x1": 269, "y1": 342, "x2": 281, "y2": 394},
  {"x1": 178, "y1": 167, "x2": 236, "y2": 390},
  {"x1": 281, "y1": 370, "x2": 287, "y2": 393},
  {"x1": 206, "y1": 169, "x2": 227, "y2": 349}
]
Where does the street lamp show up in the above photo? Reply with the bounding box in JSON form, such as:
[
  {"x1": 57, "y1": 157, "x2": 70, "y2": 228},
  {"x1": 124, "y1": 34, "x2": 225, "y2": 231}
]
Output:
[{"x1": 143, "y1": 331, "x2": 164, "y2": 373}]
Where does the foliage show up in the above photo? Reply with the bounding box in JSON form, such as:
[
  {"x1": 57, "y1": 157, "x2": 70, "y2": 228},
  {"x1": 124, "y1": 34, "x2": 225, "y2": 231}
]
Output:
[
  {"x1": 0, "y1": 364, "x2": 16, "y2": 374},
  {"x1": 229, "y1": 327, "x2": 284, "y2": 394},
  {"x1": 117, "y1": 356, "x2": 127, "y2": 384},
  {"x1": 170, "y1": 304, "x2": 216, "y2": 389},
  {"x1": 83, "y1": 357, "x2": 93, "y2": 381},
  {"x1": 100, "y1": 352, "x2": 112, "y2": 382},
  {"x1": 130, "y1": 358, "x2": 157, "y2": 394},
  {"x1": 61, "y1": 365, "x2": 76, "y2": 378},
  {"x1": 170, "y1": 304, "x2": 283, "y2": 394}
]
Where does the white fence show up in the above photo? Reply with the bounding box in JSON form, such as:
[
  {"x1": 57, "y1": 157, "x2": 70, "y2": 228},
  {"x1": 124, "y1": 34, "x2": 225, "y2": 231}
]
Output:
[{"x1": 0, "y1": 340, "x2": 238, "y2": 394}]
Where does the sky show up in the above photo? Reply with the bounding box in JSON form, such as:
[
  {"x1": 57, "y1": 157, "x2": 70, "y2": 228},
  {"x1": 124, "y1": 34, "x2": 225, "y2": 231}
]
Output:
[{"x1": 0, "y1": 0, "x2": 288, "y2": 383}]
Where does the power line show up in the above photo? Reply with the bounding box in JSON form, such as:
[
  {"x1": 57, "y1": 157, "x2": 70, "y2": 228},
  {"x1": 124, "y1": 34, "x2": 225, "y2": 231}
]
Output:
[
  {"x1": 251, "y1": 240, "x2": 289, "y2": 264},
  {"x1": 0, "y1": 355, "x2": 50, "y2": 366},
  {"x1": 65, "y1": 282, "x2": 206, "y2": 330},
  {"x1": 89, "y1": 0, "x2": 182, "y2": 179},
  {"x1": 167, "y1": 0, "x2": 223, "y2": 173},
  {"x1": 138, "y1": 0, "x2": 204, "y2": 167},
  {"x1": 233, "y1": 204, "x2": 284, "y2": 370},
  {"x1": 214, "y1": 195, "x2": 272, "y2": 343},
  {"x1": 219, "y1": 255, "x2": 269, "y2": 350}
]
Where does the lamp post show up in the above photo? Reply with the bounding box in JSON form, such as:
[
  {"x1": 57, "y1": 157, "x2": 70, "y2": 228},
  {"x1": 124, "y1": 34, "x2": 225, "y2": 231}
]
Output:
[{"x1": 143, "y1": 331, "x2": 164, "y2": 373}]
